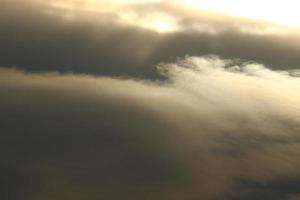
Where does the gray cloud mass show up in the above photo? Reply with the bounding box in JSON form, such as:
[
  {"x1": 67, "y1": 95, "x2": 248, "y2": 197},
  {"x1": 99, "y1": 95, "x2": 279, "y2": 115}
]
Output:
[
  {"x1": 1, "y1": 0, "x2": 300, "y2": 79},
  {"x1": 1, "y1": 0, "x2": 300, "y2": 199},
  {"x1": 1, "y1": 56, "x2": 300, "y2": 199}
]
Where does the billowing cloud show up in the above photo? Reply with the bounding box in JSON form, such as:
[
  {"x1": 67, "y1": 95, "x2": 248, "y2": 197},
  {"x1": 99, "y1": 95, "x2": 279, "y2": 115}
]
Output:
[
  {"x1": 1, "y1": 56, "x2": 300, "y2": 199},
  {"x1": 2, "y1": 1, "x2": 300, "y2": 199}
]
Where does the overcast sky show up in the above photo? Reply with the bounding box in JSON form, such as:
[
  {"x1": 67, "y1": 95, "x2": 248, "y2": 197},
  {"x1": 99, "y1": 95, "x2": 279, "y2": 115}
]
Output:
[{"x1": 1, "y1": 1, "x2": 300, "y2": 200}]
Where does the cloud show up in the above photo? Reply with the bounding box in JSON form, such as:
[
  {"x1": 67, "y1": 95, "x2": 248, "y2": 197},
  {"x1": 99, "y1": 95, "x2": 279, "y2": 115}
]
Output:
[
  {"x1": 38, "y1": 0, "x2": 300, "y2": 34},
  {"x1": 2, "y1": 1, "x2": 300, "y2": 199},
  {"x1": 289, "y1": 194, "x2": 300, "y2": 200},
  {"x1": 1, "y1": 56, "x2": 300, "y2": 199},
  {"x1": 1, "y1": 0, "x2": 300, "y2": 79}
]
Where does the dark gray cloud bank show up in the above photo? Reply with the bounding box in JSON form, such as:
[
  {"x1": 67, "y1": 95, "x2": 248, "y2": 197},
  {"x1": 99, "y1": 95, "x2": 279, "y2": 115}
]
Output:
[
  {"x1": 1, "y1": 0, "x2": 300, "y2": 200},
  {"x1": 1, "y1": 0, "x2": 300, "y2": 79}
]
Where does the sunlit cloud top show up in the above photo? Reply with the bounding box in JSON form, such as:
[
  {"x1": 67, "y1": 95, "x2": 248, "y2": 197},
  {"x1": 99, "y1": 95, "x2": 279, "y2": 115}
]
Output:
[
  {"x1": 39, "y1": 0, "x2": 300, "y2": 33},
  {"x1": 45, "y1": 0, "x2": 179, "y2": 32},
  {"x1": 181, "y1": 0, "x2": 300, "y2": 27}
]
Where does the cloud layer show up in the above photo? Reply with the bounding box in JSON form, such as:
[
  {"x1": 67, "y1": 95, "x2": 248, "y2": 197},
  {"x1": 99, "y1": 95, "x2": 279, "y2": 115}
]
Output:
[
  {"x1": 1, "y1": 0, "x2": 300, "y2": 79},
  {"x1": 1, "y1": 56, "x2": 300, "y2": 200},
  {"x1": 1, "y1": 1, "x2": 300, "y2": 199}
]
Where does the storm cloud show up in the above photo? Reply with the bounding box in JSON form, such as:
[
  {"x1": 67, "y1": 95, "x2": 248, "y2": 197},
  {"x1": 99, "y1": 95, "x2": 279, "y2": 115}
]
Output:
[{"x1": 1, "y1": 56, "x2": 300, "y2": 200}]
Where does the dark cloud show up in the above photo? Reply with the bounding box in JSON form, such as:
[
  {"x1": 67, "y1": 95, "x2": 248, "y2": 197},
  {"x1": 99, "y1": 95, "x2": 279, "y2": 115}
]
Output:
[
  {"x1": 0, "y1": 57, "x2": 300, "y2": 199},
  {"x1": 1, "y1": 1, "x2": 300, "y2": 199},
  {"x1": 0, "y1": 0, "x2": 300, "y2": 79}
]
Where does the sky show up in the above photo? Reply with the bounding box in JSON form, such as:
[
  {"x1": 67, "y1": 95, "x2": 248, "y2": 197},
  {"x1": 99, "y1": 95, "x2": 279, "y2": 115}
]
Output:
[{"x1": 0, "y1": 0, "x2": 300, "y2": 200}]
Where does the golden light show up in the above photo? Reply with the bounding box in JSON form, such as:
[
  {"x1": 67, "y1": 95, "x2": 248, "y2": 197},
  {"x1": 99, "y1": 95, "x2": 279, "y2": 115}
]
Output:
[
  {"x1": 154, "y1": 21, "x2": 174, "y2": 33},
  {"x1": 180, "y1": 0, "x2": 300, "y2": 27},
  {"x1": 138, "y1": 13, "x2": 179, "y2": 33},
  {"x1": 46, "y1": 0, "x2": 300, "y2": 33},
  {"x1": 47, "y1": 0, "x2": 177, "y2": 33}
]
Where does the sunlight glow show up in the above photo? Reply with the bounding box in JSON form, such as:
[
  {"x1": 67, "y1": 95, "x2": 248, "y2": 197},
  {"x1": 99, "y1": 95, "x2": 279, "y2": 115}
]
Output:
[
  {"x1": 139, "y1": 15, "x2": 178, "y2": 33},
  {"x1": 46, "y1": 0, "x2": 300, "y2": 33},
  {"x1": 180, "y1": 0, "x2": 300, "y2": 27},
  {"x1": 154, "y1": 21, "x2": 174, "y2": 33}
]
